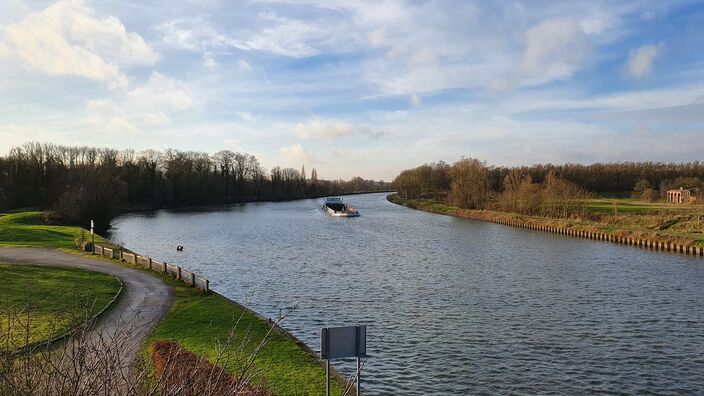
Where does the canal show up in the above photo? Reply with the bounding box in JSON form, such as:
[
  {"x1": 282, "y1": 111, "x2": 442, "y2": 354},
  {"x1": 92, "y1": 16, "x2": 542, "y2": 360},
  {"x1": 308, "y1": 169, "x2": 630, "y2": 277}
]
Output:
[{"x1": 110, "y1": 192, "x2": 704, "y2": 395}]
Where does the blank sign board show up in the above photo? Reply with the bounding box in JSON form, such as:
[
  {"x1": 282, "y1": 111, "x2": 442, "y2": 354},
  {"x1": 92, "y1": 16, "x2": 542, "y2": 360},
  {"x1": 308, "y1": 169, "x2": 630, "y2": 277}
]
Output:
[{"x1": 321, "y1": 325, "x2": 366, "y2": 360}]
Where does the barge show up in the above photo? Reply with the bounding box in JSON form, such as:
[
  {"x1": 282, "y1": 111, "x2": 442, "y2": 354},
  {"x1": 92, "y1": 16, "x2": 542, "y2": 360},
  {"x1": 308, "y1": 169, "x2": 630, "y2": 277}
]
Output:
[{"x1": 322, "y1": 197, "x2": 360, "y2": 217}]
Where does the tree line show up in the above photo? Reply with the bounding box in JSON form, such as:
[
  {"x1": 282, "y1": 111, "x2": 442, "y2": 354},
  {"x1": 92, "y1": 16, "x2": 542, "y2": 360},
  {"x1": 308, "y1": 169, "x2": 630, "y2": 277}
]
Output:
[
  {"x1": 392, "y1": 158, "x2": 704, "y2": 218},
  {"x1": 0, "y1": 142, "x2": 390, "y2": 232},
  {"x1": 498, "y1": 162, "x2": 704, "y2": 194}
]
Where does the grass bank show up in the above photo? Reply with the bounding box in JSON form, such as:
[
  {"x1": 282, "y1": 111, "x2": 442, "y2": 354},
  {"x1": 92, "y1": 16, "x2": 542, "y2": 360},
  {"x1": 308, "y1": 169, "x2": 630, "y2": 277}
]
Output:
[
  {"x1": 80, "y1": 250, "x2": 345, "y2": 395},
  {"x1": 585, "y1": 197, "x2": 700, "y2": 215},
  {"x1": 388, "y1": 194, "x2": 704, "y2": 248},
  {"x1": 145, "y1": 282, "x2": 345, "y2": 395},
  {"x1": 2, "y1": 210, "x2": 344, "y2": 395},
  {"x1": 0, "y1": 211, "x2": 111, "y2": 249},
  {"x1": 0, "y1": 264, "x2": 122, "y2": 350}
]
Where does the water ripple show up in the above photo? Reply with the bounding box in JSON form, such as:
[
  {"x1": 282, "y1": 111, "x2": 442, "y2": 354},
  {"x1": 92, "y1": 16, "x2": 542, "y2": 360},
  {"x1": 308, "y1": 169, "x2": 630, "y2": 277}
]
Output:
[{"x1": 110, "y1": 193, "x2": 704, "y2": 395}]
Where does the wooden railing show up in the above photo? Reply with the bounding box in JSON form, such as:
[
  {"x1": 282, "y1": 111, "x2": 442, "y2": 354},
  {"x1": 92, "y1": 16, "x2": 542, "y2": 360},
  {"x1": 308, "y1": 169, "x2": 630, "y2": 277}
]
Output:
[{"x1": 93, "y1": 244, "x2": 210, "y2": 292}]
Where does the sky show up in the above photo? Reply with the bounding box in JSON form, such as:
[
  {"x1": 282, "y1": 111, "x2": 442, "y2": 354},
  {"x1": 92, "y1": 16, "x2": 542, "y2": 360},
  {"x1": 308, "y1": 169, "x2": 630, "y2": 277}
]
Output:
[{"x1": 0, "y1": 0, "x2": 703, "y2": 181}]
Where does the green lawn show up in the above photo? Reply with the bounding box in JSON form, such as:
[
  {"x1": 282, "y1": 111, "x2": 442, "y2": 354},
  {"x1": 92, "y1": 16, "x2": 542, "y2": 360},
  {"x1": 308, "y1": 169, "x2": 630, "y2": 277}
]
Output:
[
  {"x1": 0, "y1": 211, "x2": 109, "y2": 248},
  {"x1": 584, "y1": 198, "x2": 693, "y2": 215},
  {"x1": 0, "y1": 211, "x2": 347, "y2": 394},
  {"x1": 146, "y1": 282, "x2": 345, "y2": 395},
  {"x1": 593, "y1": 191, "x2": 634, "y2": 199},
  {"x1": 0, "y1": 264, "x2": 122, "y2": 350}
]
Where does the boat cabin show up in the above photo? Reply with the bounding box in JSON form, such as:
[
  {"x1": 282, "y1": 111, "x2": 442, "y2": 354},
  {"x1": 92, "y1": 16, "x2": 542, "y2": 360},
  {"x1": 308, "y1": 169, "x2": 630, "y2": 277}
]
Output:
[{"x1": 323, "y1": 197, "x2": 346, "y2": 211}]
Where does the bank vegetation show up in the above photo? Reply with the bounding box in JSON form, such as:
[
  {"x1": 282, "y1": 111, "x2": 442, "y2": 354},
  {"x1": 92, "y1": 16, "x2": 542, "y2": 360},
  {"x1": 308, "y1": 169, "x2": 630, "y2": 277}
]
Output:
[
  {"x1": 392, "y1": 159, "x2": 704, "y2": 246},
  {"x1": 0, "y1": 142, "x2": 390, "y2": 232}
]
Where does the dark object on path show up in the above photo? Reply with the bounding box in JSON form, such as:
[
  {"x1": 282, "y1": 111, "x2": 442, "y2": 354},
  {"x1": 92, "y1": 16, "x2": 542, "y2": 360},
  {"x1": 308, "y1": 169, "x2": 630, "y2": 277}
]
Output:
[
  {"x1": 176, "y1": 245, "x2": 184, "y2": 251},
  {"x1": 151, "y1": 340, "x2": 271, "y2": 396}
]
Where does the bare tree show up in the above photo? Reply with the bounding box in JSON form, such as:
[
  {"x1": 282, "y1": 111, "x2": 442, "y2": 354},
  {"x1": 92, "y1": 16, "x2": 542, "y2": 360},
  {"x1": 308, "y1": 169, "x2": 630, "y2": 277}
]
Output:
[
  {"x1": 500, "y1": 169, "x2": 523, "y2": 213},
  {"x1": 0, "y1": 142, "x2": 390, "y2": 220},
  {"x1": 449, "y1": 158, "x2": 491, "y2": 209}
]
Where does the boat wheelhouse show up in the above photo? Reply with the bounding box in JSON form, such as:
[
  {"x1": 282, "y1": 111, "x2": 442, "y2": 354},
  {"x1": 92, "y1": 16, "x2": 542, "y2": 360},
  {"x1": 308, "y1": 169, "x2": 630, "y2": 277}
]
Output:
[{"x1": 322, "y1": 197, "x2": 360, "y2": 217}]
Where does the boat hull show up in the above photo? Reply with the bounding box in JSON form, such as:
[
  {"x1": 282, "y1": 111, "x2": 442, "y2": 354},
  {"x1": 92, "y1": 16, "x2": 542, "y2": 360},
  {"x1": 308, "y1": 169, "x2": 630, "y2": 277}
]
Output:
[{"x1": 323, "y1": 205, "x2": 360, "y2": 217}]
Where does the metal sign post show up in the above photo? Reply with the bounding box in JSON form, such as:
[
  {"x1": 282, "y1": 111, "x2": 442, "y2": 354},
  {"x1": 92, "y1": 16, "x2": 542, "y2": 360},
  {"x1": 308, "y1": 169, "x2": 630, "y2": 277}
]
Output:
[
  {"x1": 90, "y1": 220, "x2": 95, "y2": 253},
  {"x1": 357, "y1": 356, "x2": 361, "y2": 396},
  {"x1": 321, "y1": 325, "x2": 366, "y2": 396}
]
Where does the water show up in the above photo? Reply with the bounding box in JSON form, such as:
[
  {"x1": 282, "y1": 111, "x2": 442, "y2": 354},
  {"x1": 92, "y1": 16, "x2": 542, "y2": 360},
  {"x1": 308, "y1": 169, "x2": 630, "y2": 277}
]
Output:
[{"x1": 110, "y1": 193, "x2": 704, "y2": 395}]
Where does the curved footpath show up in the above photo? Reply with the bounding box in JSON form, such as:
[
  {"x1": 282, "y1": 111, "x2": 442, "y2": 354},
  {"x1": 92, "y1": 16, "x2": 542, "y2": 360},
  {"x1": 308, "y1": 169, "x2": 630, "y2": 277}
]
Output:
[{"x1": 0, "y1": 247, "x2": 173, "y2": 369}]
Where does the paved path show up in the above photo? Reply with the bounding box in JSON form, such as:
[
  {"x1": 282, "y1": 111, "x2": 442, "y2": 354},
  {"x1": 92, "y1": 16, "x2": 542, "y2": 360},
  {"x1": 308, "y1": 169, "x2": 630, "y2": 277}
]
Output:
[{"x1": 0, "y1": 247, "x2": 173, "y2": 388}]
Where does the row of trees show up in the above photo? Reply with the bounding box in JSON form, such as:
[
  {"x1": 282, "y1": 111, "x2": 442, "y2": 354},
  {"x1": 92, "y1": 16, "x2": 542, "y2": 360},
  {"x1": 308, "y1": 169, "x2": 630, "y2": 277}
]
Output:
[
  {"x1": 495, "y1": 169, "x2": 590, "y2": 218},
  {"x1": 393, "y1": 158, "x2": 704, "y2": 218},
  {"x1": 0, "y1": 143, "x2": 390, "y2": 232},
  {"x1": 632, "y1": 176, "x2": 704, "y2": 202},
  {"x1": 490, "y1": 162, "x2": 704, "y2": 193}
]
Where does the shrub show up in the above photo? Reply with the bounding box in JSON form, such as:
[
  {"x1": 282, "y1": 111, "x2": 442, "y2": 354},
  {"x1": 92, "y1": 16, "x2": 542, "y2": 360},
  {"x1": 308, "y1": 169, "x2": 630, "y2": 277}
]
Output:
[{"x1": 151, "y1": 340, "x2": 271, "y2": 396}]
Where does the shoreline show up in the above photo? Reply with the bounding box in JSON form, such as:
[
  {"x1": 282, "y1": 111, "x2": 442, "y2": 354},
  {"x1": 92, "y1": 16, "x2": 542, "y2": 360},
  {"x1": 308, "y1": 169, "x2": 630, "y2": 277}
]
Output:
[
  {"x1": 387, "y1": 194, "x2": 704, "y2": 258},
  {"x1": 210, "y1": 290, "x2": 352, "y2": 391},
  {"x1": 91, "y1": 240, "x2": 351, "y2": 394},
  {"x1": 115, "y1": 190, "x2": 393, "y2": 216}
]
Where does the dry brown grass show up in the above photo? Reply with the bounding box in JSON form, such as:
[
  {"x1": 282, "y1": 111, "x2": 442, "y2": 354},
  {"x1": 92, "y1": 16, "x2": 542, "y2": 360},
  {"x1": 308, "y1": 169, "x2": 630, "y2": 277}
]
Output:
[
  {"x1": 151, "y1": 340, "x2": 272, "y2": 396},
  {"x1": 389, "y1": 194, "x2": 704, "y2": 247}
]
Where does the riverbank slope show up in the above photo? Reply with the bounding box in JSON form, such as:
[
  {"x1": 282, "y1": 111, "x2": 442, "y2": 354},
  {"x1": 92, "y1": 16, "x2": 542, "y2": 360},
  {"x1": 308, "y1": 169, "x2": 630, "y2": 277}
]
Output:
[
  {"x1": 387, "y1": 194, "x2": 704, "y2": 255},
  {"x1": 0, "y1": 210, "x2": 346, "y2": 395}
]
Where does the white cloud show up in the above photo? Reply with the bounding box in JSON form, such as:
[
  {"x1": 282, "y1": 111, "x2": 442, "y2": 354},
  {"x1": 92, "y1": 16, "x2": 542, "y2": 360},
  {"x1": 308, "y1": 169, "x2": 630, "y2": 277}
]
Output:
[
  {"x1": 0, "y1": 0, "x2": 701, "y2": 179},
  {"x1": 238, "y1": 59, "x2": 252, "y2": 72},
  {"x1": 157, "y1": 13, "x2": 359, "y2": 58},
  {"x1": 293, "y1": 118, "x2": 383, "y2": 140},
  {"x1": 203, "y1": 52, "x2": 218, "y2": 69},
  {"x1": 627, "y1": 44, "x2": 661, "y2": 78},
  {"x1": 521, "y1": 18, "x2": 590, "y2": 83},
  {"x1": 0, "y1": 123, "x2": 45, "y2": 152},
  {"x1": 410, "y1": 94, "x2": 422, "y2": 107},
  {"x1": 240, "y1": 13, "x2": 323, "y2": 57},
  {"x1": 91, "y1": 116, "x2": 139, "y2": 134},
  {"x1": 355, "y1": 3, "x2": 610, "y2": 94},
  {"x1": 0, "y1": 0, "x2": 156, "y2": 88},
  {"x1": 223, "y1": 138, "x2": 244, "y2": 152},
  {"x1": 86, "y1": 72, "x2": 192, "y2": 133},
  {"x1": 139, "y1": 112, "x2": 171, "y2": 125},
  {"x1": 156, "y1": 17, "x2": 229, "y2": 52},
  {"x1": 594, "y1": 103, "x2": 704, "y2": 123},
  {"x1": 85, "y1": 99, "x2": 139, "y2": 133},
  {"x1": 236, "y1": 111, "x2": 255, "y2": 121},
  {"x1": 155, "y1": 2, "x2": 629, "y2": 96},
  {"x1": 495, "y1": 84, "x2": 704, "y2": 116},
  {"x1": 368, "y1": 27, "x2": 385, "y2": 47},
  {"x1": 279, "y1": 144, "x2": 314, "y2": 167},
  {"x1": 127, "y1": 72, "x2": 192, "y2": 111}
]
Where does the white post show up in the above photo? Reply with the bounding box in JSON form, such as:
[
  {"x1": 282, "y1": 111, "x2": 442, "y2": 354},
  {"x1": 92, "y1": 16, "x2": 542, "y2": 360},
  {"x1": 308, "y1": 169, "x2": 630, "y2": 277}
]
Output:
[
  {"x1": 357, "y1": 357, "x2": 361, "y2": 396},
  {"x1": 326, "y1": 359, "x2": 330, "y2": 396}
]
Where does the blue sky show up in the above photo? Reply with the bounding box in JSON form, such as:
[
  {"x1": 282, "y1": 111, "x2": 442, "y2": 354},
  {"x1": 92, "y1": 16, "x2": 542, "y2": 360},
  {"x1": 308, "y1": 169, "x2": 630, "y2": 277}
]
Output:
[{"x1": 0, "y1": 0, "x2": 703, "y2": 180}]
